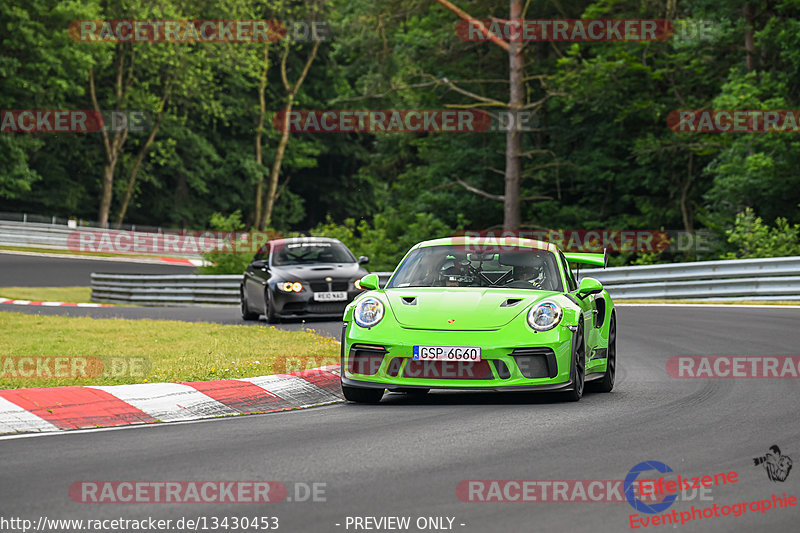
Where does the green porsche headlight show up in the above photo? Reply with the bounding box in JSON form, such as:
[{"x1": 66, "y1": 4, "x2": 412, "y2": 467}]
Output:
[
  {"x1": 354, "y1": 297, "x2": 384, "y2": 328},
  {"x1": 527, "y1": 301, "x2": 562, "y2": 331}
]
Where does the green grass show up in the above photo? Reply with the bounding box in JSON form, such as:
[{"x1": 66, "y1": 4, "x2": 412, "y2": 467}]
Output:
[
  {"x1": 0, "y1": 286, "x2": 94, "y2": 303},
  {"x1": 618, "y1": 299, "x2": 800, "y2": 305},
  {"x1": 0, "y1": 312, "x2": 340, "y2": 389}
]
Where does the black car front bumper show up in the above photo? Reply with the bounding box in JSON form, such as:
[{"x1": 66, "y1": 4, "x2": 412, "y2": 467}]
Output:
[{"x1": 271, "y1": 289, "x2": 361, "y2": 318}]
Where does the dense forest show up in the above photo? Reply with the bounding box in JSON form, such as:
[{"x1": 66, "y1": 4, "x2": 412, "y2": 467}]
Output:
[{"x1": 3, "y1": 0, "x2": 800, "y2": 269}]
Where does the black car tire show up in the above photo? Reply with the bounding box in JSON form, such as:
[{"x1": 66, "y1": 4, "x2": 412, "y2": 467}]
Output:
[
  {"x1": 342, "y1": 384, "x2": 384, "y2": 403},
  {"x1": 587, "y1": 313, "x2": 616, "y2": 393},
  {"x1": 240, "y1": 288, "x2": 259, "y2": 321},
  {"x1": 563, "y1": 322, "x2": 585, "y2": 402},
  {"x1": 264, "y1": 288, "x2": 278, "y2": 323}
]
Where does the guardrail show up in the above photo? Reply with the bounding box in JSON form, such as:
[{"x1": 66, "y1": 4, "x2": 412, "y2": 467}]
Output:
[
  {"x1": 90, "y1": 272, "x2": 395, "y2": 306},
  {"x1": 0, "y1": 211, "x2": 166, "y2": 232},
  {"x1": 0, "y1": 220, "x2": 206, "y2": 257},
  {"x1": 0, "y1": 220, "x2": 83, "y2": 251},
  {"x1": 91, "y1": 273, "x2": 242, "y2": 306},
  {"x1": 90, "y1": 256, "x2": 800, "y2": 306},
  {"x1": 578, "y1": 256, "x2": 800, "y2": 301}
]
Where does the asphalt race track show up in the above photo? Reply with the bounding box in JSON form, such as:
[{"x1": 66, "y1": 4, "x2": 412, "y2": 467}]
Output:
[
  {"x1": 2, "y1": 305, "x2": 799, "y2": 533},
  {"x1": 0, "y1": 252, "x2": 343, "y2": 335},
  {"x1": 0, "y1": 251, "x2": 195, "y2": 286}
]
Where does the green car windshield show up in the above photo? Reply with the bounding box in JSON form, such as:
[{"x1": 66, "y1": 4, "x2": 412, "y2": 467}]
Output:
[{"x1": 387, "y1": 245, "x2": 563, "y2": 291}]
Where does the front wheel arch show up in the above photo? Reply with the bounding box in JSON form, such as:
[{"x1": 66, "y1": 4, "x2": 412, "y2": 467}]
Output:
[
  {"x1": 263, "y1": 287, "x2": 278, "y2": 323},
  {"x1": 240, "y1": 285, "x2": 258, "y2": 320}
]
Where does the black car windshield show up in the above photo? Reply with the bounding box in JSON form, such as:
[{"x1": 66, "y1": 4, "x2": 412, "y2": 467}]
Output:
[
  {"x1": 387, "y1": 245, "x2": 563, "y2": 291},
  {"x1": 271, "y1": 241, "x2": 356, "y2": 266}
]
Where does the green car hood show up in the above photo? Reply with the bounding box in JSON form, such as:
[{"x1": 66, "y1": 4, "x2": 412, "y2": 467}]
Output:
[{"x1": 384, "y1": 288, "x2": 561, "y2": 330}]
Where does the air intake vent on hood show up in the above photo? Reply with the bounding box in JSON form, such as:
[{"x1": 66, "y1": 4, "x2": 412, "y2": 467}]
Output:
[{"x1": 500, "y1": 298, "x2": 523, "y2": 307}]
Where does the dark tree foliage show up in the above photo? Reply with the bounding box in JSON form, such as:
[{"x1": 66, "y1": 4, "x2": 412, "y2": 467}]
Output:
[{"x1": 2, "y1": 0, "x2": 799, "y2": 265}]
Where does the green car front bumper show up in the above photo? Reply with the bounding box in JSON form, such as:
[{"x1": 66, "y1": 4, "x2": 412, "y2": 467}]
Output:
[{"x1": 340, "y1": 319, "x2": 582, "y2": 392}]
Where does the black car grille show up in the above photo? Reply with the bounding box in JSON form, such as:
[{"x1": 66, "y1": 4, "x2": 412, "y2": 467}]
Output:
[
  {"x1": 307, "y1": 302, "x2": 348, "y2": 314},
  {"x1": 493, "y1": 360, "x2": 512, "y2": 379},
  {"x1": 348, "y1": 345, "x2": 386, "y2": 375},
  {"x1": 309, "y1": 280, "x2": 350, "y2": 292},
  {"x1": 511, "y1": 347, "x2": 557, "y2": 379},
  {"x1": 401, "y1": 359, "x2": 493, "y2": 380},
  {"x1": 280, "y1": 301, "x2": 347, "y2": 315}
]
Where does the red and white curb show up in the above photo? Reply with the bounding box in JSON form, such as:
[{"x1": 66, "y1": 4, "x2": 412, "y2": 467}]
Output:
[
  {"x1": 0, "y1": 298, "x2": 112, "y2": 307},
  {"x1": 0, "y1": 365, "x2": 342, "y2": 436},
  {"x1": 157, "y1": 256, "x2": 204, "y2": 266}
]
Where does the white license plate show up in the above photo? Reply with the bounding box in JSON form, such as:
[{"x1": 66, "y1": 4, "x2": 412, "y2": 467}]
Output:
[
  {"x1": 313, "y1": 291, "x2": 347, "y2": 302},
  {"x1": 413, "y1": 345, "x2": 481, "y2": 362}
]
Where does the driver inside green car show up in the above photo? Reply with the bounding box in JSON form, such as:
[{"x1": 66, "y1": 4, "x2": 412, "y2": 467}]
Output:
[{"x1": 424, "y1": 250, "x2": 554, "y2": 290}]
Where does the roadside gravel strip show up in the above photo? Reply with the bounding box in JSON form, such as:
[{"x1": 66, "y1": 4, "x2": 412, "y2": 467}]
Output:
[
  {"x1": 0, "y1": 298, "x2": 111, "y2": 307},
  {"x1": 0, "y1": 366, "x2": 342, "y2": 436},
  {"x1": 0, "y1": 249, "x2": 203, "y2": 266}
]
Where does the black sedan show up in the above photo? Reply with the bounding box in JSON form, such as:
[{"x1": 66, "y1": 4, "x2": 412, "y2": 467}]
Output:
[{"x1": 240, "y1": 237, "x2": 369, "y2": 322}]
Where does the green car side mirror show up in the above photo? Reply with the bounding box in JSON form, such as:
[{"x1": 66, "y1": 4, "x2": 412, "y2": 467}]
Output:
[
  {"x1": 358, "y1": 273, "x2": 380, "y2": 291},
  {"x1": 577, "y1": 277, "x2": 603, "y2": 299}
]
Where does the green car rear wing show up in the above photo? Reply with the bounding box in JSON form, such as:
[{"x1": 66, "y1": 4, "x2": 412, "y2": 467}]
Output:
[{"x1": 564, "y1": 249, "x2": 609, "y2": 268}]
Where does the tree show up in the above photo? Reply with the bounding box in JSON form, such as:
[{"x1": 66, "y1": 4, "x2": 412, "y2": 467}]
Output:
[
  {"x1": 433, "y1": 0, "x2": 526, "y2": 230},
  {"x1": 0, "y1": 0, "x2": 99, "y2": 203},
  {"x1": 261, "y1": 37, "x2": 321, "y2": 229}
]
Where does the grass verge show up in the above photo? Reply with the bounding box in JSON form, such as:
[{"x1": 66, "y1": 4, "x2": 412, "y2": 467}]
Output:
[
  {"x1": 0, "y1": 286, "x2": 94, "y2": 304},
  {"x1": 0, "y1": 312, "x2": 340, "y2": 389}
]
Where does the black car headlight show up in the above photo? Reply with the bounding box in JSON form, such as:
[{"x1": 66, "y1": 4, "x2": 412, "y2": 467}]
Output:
[
  {"x1": 354, "y1": 297, "x2": 384, "y2": 328},
  {"x1": 527, "y1": 301, "x2": 562, "y2": 331},
  {"x1": 278, "y1": 282, "x2": 303, "y2": 293}
]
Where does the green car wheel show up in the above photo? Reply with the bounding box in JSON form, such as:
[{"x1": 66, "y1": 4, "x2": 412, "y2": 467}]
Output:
[
  {"x1": 563, "y1": 322, "x2": 585, "y2": 402},
  {"x1": 587, "y1": 313, "x2": 616, "y2": 393}
]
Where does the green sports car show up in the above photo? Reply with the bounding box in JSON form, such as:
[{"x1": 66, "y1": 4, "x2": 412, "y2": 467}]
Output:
[{"x1": 340, "y1": 236, "x2": 616, "y2": 403}]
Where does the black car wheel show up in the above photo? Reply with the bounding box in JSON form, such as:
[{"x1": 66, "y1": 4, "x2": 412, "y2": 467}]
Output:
[
  {"x1": 588, "y1": 313, "x2": 616, "y2": 393},
  {"x1": 240, "y1": 288, "x2": 258, "y2": 321},
  {"x1": 342, "y1": 384, "x2": 384, "y2": 404},
  {"x1": 563, "y1": 322, "x2": 585, "y2": 402},
  {"x1": 264, "y1": 288, "x2": 278, "y2": 323}
]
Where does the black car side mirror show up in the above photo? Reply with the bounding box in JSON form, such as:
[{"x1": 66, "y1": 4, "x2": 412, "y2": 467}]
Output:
[
  {"x1": 358, "y1": 256, "x2": 370, "y2": 265},
  {"x1": 251, "y1": 259, "x2": 268, "y2": 270}
]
